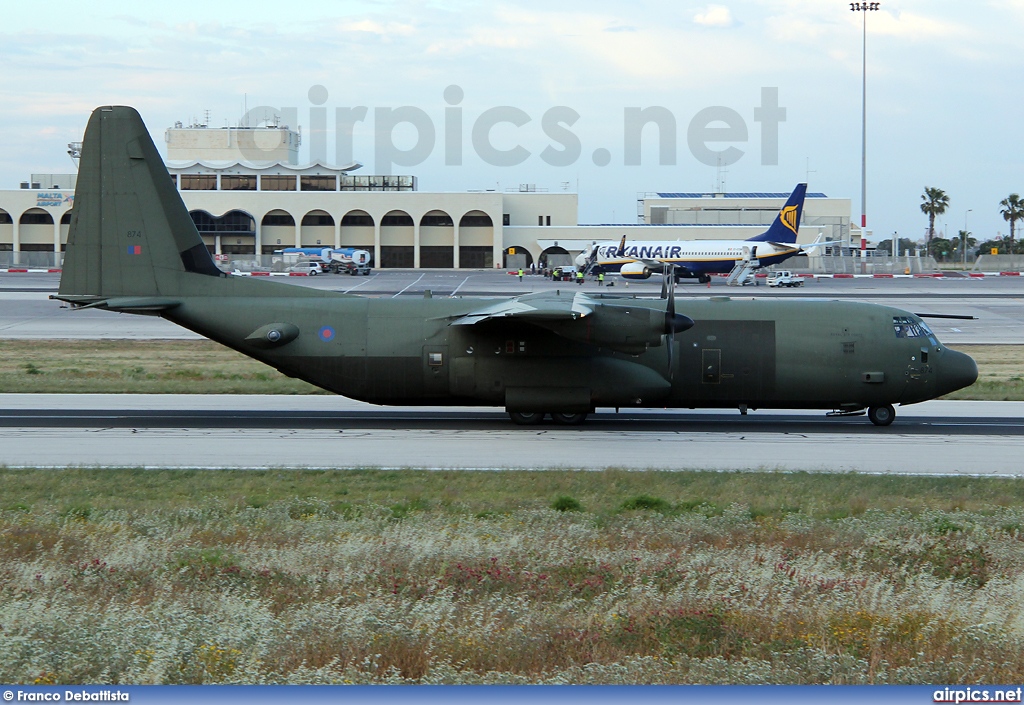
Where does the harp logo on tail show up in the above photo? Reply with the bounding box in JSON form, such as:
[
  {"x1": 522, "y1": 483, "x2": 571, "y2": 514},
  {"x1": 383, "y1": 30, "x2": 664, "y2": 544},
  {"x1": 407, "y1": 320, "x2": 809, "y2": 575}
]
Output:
[{"x1": 780, "y1": 205, "x2": 799, "y2": 234}]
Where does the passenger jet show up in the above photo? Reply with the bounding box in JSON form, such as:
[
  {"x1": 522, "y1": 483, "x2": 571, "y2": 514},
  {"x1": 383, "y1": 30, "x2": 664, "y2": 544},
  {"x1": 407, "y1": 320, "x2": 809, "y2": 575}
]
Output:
[{"x1": 576, "y1": 183, "x2": 822, "y2": 283}]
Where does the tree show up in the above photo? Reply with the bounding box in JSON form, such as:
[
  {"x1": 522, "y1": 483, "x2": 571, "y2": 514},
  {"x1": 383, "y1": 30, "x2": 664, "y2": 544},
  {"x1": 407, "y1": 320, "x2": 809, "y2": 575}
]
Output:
[
  {"x1": 999, "y1": 193, "x2": 1024, "y2": 249},
  {"x1": 950, "y1": 230, "x2": 976, "y2": 263},
  {"x1": 976, "y1": 237, "x2": 1004, "y2": 257},
  {"x1": 874, "y1": 238, "x2": 916, "y2": 256},
  {"x1": 920, "y1": 187, "x2": 950, "y2": 248},
  {"x1": 927, "y1": 237, "x2": 953, "y2": 262}
]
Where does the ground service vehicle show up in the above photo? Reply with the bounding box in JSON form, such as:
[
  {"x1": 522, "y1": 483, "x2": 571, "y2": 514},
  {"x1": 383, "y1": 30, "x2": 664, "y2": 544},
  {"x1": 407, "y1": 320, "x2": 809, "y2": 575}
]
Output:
[
  {"x1": 54, "y1": 107, "x2": 978, "y2": 428},
  {"x1": 767, "y1": 271, "x2": 803, "y2": 288}
]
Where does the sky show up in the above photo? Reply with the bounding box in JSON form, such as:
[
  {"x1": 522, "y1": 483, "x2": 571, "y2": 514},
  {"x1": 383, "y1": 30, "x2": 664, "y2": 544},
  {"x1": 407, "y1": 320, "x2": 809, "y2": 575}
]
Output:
[{"x1": 2, "y1": 0, "x2": 1022, "y2": 243}]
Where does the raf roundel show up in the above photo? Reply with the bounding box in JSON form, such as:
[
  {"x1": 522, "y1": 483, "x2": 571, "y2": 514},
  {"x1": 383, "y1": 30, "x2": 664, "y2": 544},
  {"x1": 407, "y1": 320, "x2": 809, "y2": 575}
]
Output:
[{"x1": 318, "y1": 326, "x2": 335, "y2": 342}]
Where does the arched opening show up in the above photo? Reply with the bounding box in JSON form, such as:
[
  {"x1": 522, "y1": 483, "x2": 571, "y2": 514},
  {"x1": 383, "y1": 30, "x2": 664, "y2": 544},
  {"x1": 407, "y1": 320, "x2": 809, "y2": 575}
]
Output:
[
  {"x1": 59, "y1": 211, "x2": 73, "y2": 253},
  {"x1": 419, "y1": 210, "x2": 454, "y2": 268},
  {"x1": 503, "y1": 246, "x2": 534, "y2": 270},
  {"x1": 458, "y1": 211, "x2": 494, "y2": 269},
  {"x1": 300, "y1": 210, "x2": 335, "y2": 226},
  {"x1": 380, "y1": 210, "x2": 414, "y2": 268},
  {"x1": 539, "y1": 246, "x2": 571, "y2": 270},
  {"x1": 300, "y1": 209, "x2": 335, "y2": 247},
  {"x1": 0, "y1": 209, "x2": 12, "y2": 254},
  {"x1": 260, "y1": 209, "x2": 296, "y2": 253},
  {"x1": 459, "y1": 212, "x2": 493, "y2": 227},
  {"x1": 19, "y1": 208, "x2": 54, "y2": 225},
  {"x1": 190, "y1": 209, "x2": 256, "y2": 254},
  {"x1": 17, "y1": 208, "x2": 57, "y2": 254},
  {"x1": 340, "y1": 210, "x2": 374, "y2": 259}
]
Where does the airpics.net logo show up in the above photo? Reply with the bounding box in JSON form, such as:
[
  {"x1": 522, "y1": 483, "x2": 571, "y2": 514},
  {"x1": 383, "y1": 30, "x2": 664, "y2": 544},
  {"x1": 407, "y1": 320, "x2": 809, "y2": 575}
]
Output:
[
  {"x1": 933, "y1": 687, "x2": 1024, "y2": 703},
  {"x1": 232, "y1": 85, "x2": 787, "y2": 175}
]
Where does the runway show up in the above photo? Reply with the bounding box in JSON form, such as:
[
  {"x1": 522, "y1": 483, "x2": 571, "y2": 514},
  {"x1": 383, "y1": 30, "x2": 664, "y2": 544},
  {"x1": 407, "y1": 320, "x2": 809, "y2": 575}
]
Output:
[
  {"x1": 1, "y1": 395, "x2": 1022, "y2": 475},
  {"x1": 2, "y1": 272, "x2": 1022, "y2": 475}
]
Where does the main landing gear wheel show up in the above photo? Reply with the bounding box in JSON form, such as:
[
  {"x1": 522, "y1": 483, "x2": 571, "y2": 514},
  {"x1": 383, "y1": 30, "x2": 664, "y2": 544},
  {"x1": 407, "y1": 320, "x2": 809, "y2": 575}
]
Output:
[
  {"x1": 508, "y1": 411, "x2": 545, "y2": 425},
  {"x1": 549, "y1": 412, "x2": 588, "y2": 425},
  {"x1": 868, "y1": 404, "x2": 895, "y2": 427}
]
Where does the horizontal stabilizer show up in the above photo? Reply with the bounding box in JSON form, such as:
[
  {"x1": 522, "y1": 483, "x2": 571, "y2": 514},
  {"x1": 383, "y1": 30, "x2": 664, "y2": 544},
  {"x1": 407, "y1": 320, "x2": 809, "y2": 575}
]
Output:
[{"x1": 50, "y1": 294, "x2": 181, "y2": 313}]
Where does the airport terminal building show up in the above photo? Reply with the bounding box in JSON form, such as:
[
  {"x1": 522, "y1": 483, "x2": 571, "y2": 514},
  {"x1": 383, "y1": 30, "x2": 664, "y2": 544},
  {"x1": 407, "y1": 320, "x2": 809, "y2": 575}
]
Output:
[{"x1": 0, "y1": 122, "x2": 853, "y2": 269}]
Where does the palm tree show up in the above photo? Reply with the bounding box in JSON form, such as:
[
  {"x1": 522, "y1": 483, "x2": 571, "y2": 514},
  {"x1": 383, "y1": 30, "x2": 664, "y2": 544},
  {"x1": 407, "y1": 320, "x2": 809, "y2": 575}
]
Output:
[
  {"x1": 1000, "y1": 193, "x2": 1024, "y2": 249},
  {"x1": 920, "y1": 187, "x2": 950, "y2": 248}
]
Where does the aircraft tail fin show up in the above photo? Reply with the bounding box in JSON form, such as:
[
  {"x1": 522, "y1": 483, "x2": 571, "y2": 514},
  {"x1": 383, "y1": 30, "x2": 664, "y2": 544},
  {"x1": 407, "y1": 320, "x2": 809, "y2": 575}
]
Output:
[
  {"x1": 746, "y1": 183, "x2": 807, "y2": 244},
  {"x1": 58, "y1": 106, "x2": 222, "y2": 300}
]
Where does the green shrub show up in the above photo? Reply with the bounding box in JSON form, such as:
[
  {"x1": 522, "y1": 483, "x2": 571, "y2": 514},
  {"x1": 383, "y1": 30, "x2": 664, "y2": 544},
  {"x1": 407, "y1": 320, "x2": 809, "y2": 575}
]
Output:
[
  {"x1": 551, "y1": 495, "x2": 583, "y2": 512},
  {"x1": 621, "y1": 494, "x2": 671, "y2": 512}
]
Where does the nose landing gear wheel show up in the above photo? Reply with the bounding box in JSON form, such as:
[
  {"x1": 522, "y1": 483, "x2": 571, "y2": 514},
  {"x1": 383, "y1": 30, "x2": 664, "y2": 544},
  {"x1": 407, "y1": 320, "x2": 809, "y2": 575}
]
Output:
[
  {"x1": 508, "y1": 411, "x2": 545, "y2": 425},
  {"x1": 868, "y1": 404, "x2": 895, "y2": 426},
  {"x1": 549, "y1": 412, "x2": 588, "y2": 425}
]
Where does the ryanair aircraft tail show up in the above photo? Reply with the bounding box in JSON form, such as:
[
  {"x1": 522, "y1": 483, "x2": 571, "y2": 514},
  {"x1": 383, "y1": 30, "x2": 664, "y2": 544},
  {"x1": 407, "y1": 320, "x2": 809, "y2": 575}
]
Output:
[
  {"x1": 57, "y1": 106, "x2": 224, "y2": 301},
  {"x1": 745, "y1": 183, "x2": 807, "y2": 244}
]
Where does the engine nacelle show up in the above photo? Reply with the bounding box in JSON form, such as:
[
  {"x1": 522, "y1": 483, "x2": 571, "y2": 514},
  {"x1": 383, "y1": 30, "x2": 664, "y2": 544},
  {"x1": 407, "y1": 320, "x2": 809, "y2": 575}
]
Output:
[
  {"x1": 542, "y1": 304, "x2": 693, "y2": 355},
  {"x1": 620, "y1": 261, "x2": 651, "y2": 280}
]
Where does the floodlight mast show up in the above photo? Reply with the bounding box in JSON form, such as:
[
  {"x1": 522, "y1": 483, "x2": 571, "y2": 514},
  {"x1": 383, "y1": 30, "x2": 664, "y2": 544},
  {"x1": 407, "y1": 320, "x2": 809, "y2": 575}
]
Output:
[{"x1": 850, "y1": 2, "x2": 880, "y2": 255}]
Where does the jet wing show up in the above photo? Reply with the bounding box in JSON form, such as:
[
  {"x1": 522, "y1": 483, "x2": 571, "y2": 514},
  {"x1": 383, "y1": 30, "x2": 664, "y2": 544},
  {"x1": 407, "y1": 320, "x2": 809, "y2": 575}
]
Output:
[
  {"x1": 798, "y1": 239, "x2": 840, "y2": 251},
  {"x1": 765, "y1": 242, "x2": 801, "y2": 251},
  {"x1": 450, "y1": 291, "x2": 593, "y2": 326}
]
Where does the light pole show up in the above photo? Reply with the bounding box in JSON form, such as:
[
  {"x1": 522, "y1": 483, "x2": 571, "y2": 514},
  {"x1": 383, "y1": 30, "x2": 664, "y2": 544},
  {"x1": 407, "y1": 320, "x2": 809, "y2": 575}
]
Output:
[
  {"x1": 850, "y1": 2, "x2": 880, "y2": 264},
  {"x1": 963, "y1": 209, "x2": 972, "y2": 269}
]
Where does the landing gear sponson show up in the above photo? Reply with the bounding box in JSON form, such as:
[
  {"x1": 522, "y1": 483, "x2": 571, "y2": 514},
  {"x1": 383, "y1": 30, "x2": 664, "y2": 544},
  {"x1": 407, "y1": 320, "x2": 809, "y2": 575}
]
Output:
[
  {"x1": 508, "y1": 412, "x2": 588, "y2": 425},
  {"x1": 511, "y1": 405, "x2": 898, "y2": 427}
]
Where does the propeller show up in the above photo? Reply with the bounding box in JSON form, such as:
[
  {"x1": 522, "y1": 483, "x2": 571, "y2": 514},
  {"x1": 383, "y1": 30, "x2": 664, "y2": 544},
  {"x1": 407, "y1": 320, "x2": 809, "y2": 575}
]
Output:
[{"x1": 662, "y1": 263, "x2": 694, "y2": 379}]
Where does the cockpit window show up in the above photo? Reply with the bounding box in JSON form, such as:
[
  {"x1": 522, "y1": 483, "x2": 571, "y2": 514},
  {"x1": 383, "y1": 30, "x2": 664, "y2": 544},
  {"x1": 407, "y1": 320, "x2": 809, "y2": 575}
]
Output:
[
  {"x1": 894, "y1": 316, "x2": 938, "y2": 345},
  {"x1": 894, "y1": 316, "x2": 925, "y2": 338}
]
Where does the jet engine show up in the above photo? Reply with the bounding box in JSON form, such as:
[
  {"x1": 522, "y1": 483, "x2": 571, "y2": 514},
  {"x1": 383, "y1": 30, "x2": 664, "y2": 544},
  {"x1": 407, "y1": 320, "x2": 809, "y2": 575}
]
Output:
[{"x1": 620, "y1": 261, "x2": 652, "y2": 280}]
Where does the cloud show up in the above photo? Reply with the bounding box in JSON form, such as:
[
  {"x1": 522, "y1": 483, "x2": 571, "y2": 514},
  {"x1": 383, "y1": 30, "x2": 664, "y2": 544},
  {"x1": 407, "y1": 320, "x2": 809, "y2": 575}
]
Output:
[
  {"x1": 693, "y1": 5, "x2": 735, "y2": 28},
  {"x1": 336, "y1": 19, "x2": 416, "y2": 37}
]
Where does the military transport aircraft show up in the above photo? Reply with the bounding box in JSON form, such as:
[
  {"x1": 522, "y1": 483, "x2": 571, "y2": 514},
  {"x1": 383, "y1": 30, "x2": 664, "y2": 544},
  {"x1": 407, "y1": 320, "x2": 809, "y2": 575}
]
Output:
[
  {"x1": 575, "y1": 183, "x2": 831, "y2": 283},
  {"x1": 53, "y1": 107, "x2": 978, "y2": 426}
]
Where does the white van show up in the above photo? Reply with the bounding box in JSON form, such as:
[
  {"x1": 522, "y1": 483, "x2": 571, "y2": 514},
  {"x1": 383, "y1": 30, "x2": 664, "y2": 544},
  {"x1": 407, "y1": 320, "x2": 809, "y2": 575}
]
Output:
[{"x1": 766, "y1": 271, "x2": 803, "y2": 288}]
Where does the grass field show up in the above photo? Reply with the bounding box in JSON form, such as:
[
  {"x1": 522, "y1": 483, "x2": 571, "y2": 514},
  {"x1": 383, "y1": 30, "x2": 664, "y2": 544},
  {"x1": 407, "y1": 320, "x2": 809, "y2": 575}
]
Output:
[
  {"x1": 2, "y1": 468, "x2": 1024, "y2": 685},
  {"x1": 0, "y1": 339, "x2": 1020, "y2": 399}
]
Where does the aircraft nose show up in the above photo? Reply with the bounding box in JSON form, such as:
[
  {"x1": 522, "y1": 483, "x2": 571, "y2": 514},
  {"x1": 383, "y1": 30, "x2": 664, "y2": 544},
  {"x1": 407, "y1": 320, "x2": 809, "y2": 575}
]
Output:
[{"x1": 937, "y1": 348, "x2": 978, "y2": 396}]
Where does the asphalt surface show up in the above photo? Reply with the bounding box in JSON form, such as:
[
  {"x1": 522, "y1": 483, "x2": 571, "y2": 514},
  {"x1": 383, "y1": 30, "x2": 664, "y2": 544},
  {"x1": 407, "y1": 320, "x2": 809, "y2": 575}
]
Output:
[{"x1": 0, "y1": 396, "x2": 1021, "y2": 474}]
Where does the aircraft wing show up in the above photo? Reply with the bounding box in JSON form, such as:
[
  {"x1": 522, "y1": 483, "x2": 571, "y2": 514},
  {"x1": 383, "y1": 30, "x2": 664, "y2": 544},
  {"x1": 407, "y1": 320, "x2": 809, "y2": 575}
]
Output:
[
  {"x1": 798, "y1": 239, "x2": 840, "y2": 251},
  {"x1": 765, "y1": 239, "x2": 839, "y2": 253},
  {"x1": 450, "y1": 291, "x2": 593, "y2": 326},
  {"x1": 450, "y1": 291, "x2": 687, "y2": 355}
]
